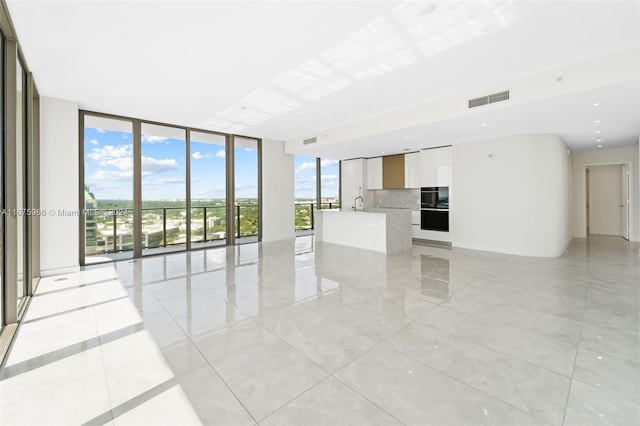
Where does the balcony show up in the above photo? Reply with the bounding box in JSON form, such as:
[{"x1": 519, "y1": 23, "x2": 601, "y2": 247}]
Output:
[
  {"x1": 84, "y1": 204, "x2": 259, "y2": 261},
  {"x1": 84, "y1": 201, "x2": 339, "y2": 263}
]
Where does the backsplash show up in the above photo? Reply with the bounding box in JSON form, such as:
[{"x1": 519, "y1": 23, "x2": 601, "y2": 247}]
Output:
[{"x1": 366, "y1": 189, "x2": 420, "y2": 209}]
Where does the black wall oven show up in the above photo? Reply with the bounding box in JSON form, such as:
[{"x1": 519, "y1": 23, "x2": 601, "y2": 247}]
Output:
[
  {"x1": 420, "y1": 187, "x2": 449, "y2": 231},
  {"x1": 420, "y1": 187, "x2": 449, "y2": 209},
  {"x1": 421, "y1": 209, "x2": 449, "y2": 232}
]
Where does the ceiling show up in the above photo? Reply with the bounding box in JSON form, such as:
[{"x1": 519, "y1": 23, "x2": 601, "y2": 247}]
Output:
[{"x1": 7, "y1": 0, "x2": 640, "y2": 158}]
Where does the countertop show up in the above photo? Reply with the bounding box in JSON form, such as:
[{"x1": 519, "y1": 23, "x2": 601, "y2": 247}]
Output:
[{"x1": 320, "y1": 208, "x2": 413, "y2": 215}]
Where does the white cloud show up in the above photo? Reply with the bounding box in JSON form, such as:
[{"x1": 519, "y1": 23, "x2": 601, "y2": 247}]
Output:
[
  {"x1": 99, "y1": 157, "x2": 133, "y2": 170},
  {"x1": 142, "y1": 134, "x2": 169, "y2": 143},
  {"x1": 144, "y1": 177, "x2": 185, "y2": 187},
  {"x1": 235, "y1": 184, "x2": 258, "y2": 198},
  {"x1": 295, "y1": 161, "x2": 316, "y2": 174},
  {"x1": 215, "y1": 150, "x2": 225, "y2": 158},
  {"x1": 90, "y1": 170, "x2": 133, "y2": 181},
  {"x1": 88, "y1": 144, "x2": 132, "y2": 161},
  {"x1": 320, "y1": 174, "x2": 339, "y2": 180},
  {"x1": 121, "y1": 134, "x2": 130, "y2": 139},
  {"x1": 142, "y1": 157, "x2": 178, "y2": 174},
  {"x1": 295, "y1": 176, "x2": 317, "y2": 193},
  {"x1": 89, "y1": 139, "x2": 99, "y2": 146},
  {"x1": 96, "y1": 128, "x2": 106, "y2": 133},
  {"x1": 192, "y1": 151, "x2": 210, "y2": 160},
  {"x1": 320, "y1": 159, "x2": 338, "y2": 168}
]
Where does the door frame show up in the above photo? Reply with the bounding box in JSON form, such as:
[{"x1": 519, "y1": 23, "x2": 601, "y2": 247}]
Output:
[{"x1": 582, "y1": 161, "x2": 632, "y2": 239}]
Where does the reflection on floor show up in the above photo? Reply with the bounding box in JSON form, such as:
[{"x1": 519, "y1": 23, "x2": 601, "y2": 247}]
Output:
[{"x1": 1, "y1": 235, "x2": 638, "y2": 425}]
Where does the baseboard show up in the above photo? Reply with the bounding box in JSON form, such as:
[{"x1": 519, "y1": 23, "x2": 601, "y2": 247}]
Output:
[
  {"x1": 556, "y1": 236, "x2": 573, "y2": 257},
  {"x1": 412, "y1": 238, "x2": 452, "y2": 249}
]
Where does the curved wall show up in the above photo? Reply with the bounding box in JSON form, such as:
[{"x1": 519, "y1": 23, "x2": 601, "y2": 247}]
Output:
[{"x1": 451, "y1": 134, "x2": 571, "y2": 257}]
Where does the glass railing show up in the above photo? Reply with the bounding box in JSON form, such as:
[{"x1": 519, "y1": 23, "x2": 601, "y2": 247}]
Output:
[
  {"x1": 294, "y1": 202, "x2": 339, "y2": 231},
  {"x1": 190, "y1": 205, "x2": 227, "y2": 243},
  {"x1": 84, "y1": 204, "x2": 261, "y2": 255},
  {"x1": 84, "y1": 208, "x2": 134, "y2": 255},
  {"x1": 85, "y1": 201, "x2": 336, "y2": 255},
  {"x1": 233, "y1": 204, "x2": 259, "y2": 238}
]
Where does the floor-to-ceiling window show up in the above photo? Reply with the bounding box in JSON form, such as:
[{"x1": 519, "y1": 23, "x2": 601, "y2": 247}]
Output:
[
  {"x1": 292, "y1": 156, "x2": 340, "y2": 233},
  {"x1": 0, "y1": 34, "x2": 4, "y2": 326},
  {"x1": 233, "y1": 136, "x2": 260, "y2": 243},
  {"x1": 82, "y1": 115, "x2": 134, "y2": 263},
  {"x1": 15, "y1": 58, "x2": 26, "y2": 307},
  {"x1": 141, "y1": 123, "x2": 187, "y2": 255},
  {"x1": 79, "y1": 112, "x2": 262, "y2": 264},
  {"x1": 294, "y1": 155, "x2": 317, "y2": 232},
  {"x1": 190, "y1": 131, "x2": 227, "y2": 248},
  {"x1": 320, "y1": 158, "x2": 340, "y2": 209},
  {"x1": 0, "y1": 27, "x2": 41, "y2": 348}
]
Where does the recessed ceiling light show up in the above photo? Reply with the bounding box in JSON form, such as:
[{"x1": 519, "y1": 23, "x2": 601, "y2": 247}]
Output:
[
  {"x1": 481, "y1": 123, "x2": 488, "y2": 126},
  {"x1": 405, "y1": 137, "x2": 410, "y2": 140},
  {"x1": 381, "y1": 151, "x2": 385, "y2": 154},
  {"x1": 597, "y1": 144, "x2": 603, "y2": 148},
  {"x1": 595, "y1": 130, "x2": 601, "y2": 134},
  {"x1": 594, "y1": 120, "x2": 601, "y2": 123},
  {"x1": 596, "y1": 137, "x2": 602, "y2": 142},
  {"x1": 431, "y1": 144, "x2": 435, "y2": 147},
  {"x1": 593, "y1": 102, "x2": 600, "y2": 107}
]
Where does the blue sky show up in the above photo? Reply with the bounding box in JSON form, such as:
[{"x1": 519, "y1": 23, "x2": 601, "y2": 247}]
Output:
[
  {"x1": 294, "y1": 155, "x2": 339, "y2": 199},
  {"x1": 84, "y1": 127, "x2": 258, "y2": 201}
]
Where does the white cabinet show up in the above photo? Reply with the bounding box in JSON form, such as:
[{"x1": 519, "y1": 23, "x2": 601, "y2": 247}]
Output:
[
  {"x1": 434, "y1": 146, "x2": 451, "y2": 187},
  {"x1": 367, "y1": 157, "x2": 383, "y2": 190},
  {"x1": 340, "y1": 159, "x2": 365, "y2": 208},
  {"x1": 419, "y1": 146, "x2": 451, "y2": 187},
  {"x1": 419, "y1": 150, "x2": 436, "y2": 187},
  {"x1": 404, "y1": 152, "x2": 420, "y2": 188}
]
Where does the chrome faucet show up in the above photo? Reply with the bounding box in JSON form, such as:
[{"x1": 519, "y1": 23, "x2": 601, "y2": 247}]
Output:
[{"x1": 353, "y1": 195, "x2": 364, "y2": 210}]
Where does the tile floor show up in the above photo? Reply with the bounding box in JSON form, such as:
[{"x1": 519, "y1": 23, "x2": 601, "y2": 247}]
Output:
[{"x1": 0, "y1": 235, "x2": 638, "y2": 425}]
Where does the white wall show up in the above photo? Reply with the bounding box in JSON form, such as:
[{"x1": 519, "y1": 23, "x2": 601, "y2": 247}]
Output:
[
  {"x1": 40, "y1": 97, "x2": 80, "y2": 275},
  {"x1": 451, "y1": 134, "x2": 571, "y2": 257},
  {"x1": 261, "y1": 138, "x2": 295, "y2": 242},
  {"x1": 571, "y1": 146, "x2": 639, "y2": 241}
]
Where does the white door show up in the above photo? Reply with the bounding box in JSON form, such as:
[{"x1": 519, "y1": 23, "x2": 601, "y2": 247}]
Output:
[
  {"x1": 622, "y1": 164, "x2": 630, "y2": 240},
  {"x1": 588, "y1": 165, "x2": 624, "y2": 236}
]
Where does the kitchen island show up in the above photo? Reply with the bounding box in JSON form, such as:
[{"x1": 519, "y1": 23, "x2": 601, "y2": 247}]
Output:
[{"x1": 314, "y1": 208, "x2": 412, "y2": 254}]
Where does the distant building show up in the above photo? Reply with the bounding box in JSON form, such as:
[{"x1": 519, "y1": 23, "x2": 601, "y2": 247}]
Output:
[{"x1": 84, "y1": 186, "x2": 98, "y2": 254}]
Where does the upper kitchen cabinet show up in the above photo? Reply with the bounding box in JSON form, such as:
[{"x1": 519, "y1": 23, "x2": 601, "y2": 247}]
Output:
[
  {"x1": 404, "y1": 152, "x2": 420, "y2": 188},
  {"x1": 419, "y1": 146, "x2": 451, "y2": 187},
  {"x1": 367, "y1": 157, "x2": 383, "y2": 190},
  {"x1": 383, "y1": 155, "x2": 405, "y2": 189},
  {"x1": 341, "y1": 158, "x2": 366, "y2": 208}
]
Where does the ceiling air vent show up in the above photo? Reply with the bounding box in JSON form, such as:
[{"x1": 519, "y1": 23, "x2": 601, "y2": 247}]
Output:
[
  {"x1": 303, "y1": 137, "x2": 317, "y2": 145},
  {"x1": 468, "y1": 90, "x2": 510, "y2": 109}
]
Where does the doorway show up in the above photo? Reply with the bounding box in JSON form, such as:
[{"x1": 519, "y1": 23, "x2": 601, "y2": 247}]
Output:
[{"x1": 586, "y1": 164, "x2": 630, "y2": 239}]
